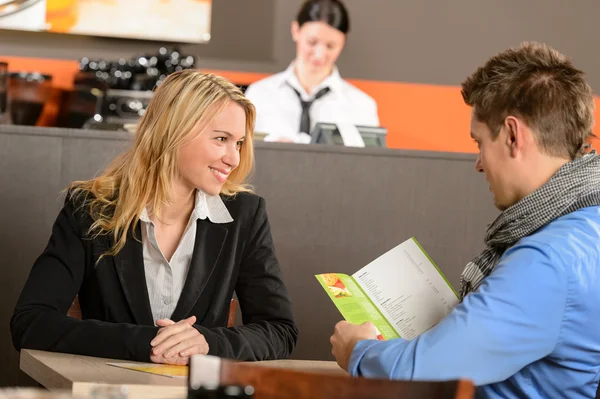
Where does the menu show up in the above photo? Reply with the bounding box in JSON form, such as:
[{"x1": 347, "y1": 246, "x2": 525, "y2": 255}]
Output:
[
  {"x1": 106, "y1": 362, "x2": 188, "y2": 378},
  {"x1": 316, "y1": 237, "x2": 458, "y2": 340}
]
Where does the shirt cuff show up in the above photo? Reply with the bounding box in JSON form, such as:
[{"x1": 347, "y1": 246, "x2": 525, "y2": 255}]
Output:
[
  {"x1": 296, "y1": 132, "x2": 311, "y2": 144},
  {"x1": 348, "y1": 339, "x2": 381, "y2": 377}
]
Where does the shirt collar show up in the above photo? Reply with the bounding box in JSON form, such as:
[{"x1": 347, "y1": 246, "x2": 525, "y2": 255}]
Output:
[
  {"x1": 278, "y1": 61, "x2": 344, "y2": 100},
  {"x1": 139, "y1": 190, "x2": 233, "y2": 224}
]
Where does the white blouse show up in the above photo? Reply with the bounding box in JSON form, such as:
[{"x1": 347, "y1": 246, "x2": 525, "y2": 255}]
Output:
[{"x1": 139, "y1": 190, "x2": 233, "y2": 323}]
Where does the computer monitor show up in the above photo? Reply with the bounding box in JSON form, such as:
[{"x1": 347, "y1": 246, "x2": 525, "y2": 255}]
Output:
[{"x1": 310, "y1": 122, "x2": 387, "y2": 148}]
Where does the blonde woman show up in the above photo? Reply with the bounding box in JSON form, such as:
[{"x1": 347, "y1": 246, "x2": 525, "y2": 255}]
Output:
[{"x1": 11, "y1": 71, "x2": 298, "y2": 364}]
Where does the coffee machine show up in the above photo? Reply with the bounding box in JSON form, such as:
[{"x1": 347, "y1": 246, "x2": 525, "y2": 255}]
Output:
[
  {"x1": 82, "y1": 89, "x2": 153, "y2": 131},
  {"x1": 60, "y1": 47, "x2": 196, "y2": 131}
]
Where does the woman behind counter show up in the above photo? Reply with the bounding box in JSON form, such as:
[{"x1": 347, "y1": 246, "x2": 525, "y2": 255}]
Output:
[
  {"x1": 11, "y1": 70, "x2": 298, "y2": 365},
  {"x1": 245, "y1": 0, "x2": 379, "y2": 144}
]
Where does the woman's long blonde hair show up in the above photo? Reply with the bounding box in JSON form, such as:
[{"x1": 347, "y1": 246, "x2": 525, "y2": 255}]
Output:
[{"x1": 70, "y1": 70, "x2": 256, "y2": 257}]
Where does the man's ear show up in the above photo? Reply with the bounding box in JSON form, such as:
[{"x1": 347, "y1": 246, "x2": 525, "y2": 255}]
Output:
[{"x1": 504, "y1": 116, "x2": 523, "y2": 158}]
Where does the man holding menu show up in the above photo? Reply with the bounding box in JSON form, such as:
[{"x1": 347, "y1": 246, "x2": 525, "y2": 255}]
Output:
[{"x1": 330, "y1": 42, "x2": 600, "y2": 398}]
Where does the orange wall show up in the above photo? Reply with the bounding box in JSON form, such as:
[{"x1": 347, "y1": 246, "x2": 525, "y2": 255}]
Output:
[
  {"x1": 3, "y1": 55, "x2": 599, "y2": 153},
  {"x1": 1, "y1": 56, "x2": 80, "y2": 90}
]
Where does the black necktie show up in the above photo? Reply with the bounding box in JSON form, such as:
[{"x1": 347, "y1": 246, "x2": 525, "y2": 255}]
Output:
[{"x1": 293, "y1": 87, "x2": 331, "y2": 135}]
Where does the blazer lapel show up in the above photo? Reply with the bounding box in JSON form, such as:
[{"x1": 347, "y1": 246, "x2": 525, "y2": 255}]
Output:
[
  {"x1": 113, "y1": 224, "x2": 155, "y2": 326},
  {"x1": 171, "y1": 219, "x2": 228, "y2": 321}
]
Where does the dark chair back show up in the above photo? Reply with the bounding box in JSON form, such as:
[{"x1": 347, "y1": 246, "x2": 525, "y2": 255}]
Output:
[{"x1": 189, "y1": 355, "x2": 475, "y2": 399}]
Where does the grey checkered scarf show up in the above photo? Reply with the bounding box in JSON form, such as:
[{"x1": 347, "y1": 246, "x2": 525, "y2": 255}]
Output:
[{"x1": 460, "y1": 150, "x2": 600, "y2": 300}]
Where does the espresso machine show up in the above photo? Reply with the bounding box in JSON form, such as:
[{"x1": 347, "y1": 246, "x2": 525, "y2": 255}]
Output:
[{"x1": 59, "y1": 47, "x2": 196, "y2": 131}]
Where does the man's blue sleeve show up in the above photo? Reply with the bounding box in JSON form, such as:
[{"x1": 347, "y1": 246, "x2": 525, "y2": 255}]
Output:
[{"x1": 348, "y1": 241, "x2": 566, "y2": 386}]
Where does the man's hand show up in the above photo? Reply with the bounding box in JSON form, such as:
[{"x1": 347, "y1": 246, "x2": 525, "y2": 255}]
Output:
[
  {"x1": 150, "y1": 316, "x2": 209, "y2": 365},
  {"x1": 330, "y1": 321, "x2": 378, "y2": 371}
]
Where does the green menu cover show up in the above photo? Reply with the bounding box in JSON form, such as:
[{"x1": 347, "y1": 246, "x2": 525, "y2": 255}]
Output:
[{"x1": 316, "y1": 237, "x2": 458, "y2": 340}]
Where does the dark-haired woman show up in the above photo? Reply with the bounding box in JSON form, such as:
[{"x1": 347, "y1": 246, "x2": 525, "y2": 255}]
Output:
[{"x1": 245, "y1": 0, "x2": 379, "y2": 143}]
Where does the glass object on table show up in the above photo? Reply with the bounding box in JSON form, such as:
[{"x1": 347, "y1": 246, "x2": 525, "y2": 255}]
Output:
[{"x1": 89, "y1": 385, "x2": 128, "y2": 399}]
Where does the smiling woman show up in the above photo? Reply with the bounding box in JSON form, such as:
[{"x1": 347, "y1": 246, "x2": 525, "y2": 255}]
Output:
[
  {"x1": 178, "y1": 102, "x2": 248, "y2": 197},
  {"x1": 10, "y1": 70, "x2": 299, "y2": 365}
]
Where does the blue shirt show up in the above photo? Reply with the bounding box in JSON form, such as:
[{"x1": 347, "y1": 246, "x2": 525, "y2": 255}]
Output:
[{"x1": 349, "y1": 206, "x2": 600, "y2": 398}]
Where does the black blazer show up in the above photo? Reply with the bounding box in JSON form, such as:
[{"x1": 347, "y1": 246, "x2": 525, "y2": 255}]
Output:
[{"x1": 11, "y1": 192, "x2": 298, "y2": 362}]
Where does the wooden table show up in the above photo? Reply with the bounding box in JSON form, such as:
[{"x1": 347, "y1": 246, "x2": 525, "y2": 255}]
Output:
[{"x1": 20, "y1": 350, "x2": 345, "y2": 399}]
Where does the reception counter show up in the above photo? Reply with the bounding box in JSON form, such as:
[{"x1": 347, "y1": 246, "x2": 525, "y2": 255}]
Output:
[{"x1": 0, "y1": 125, "x2": 498, "y2": 387}]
